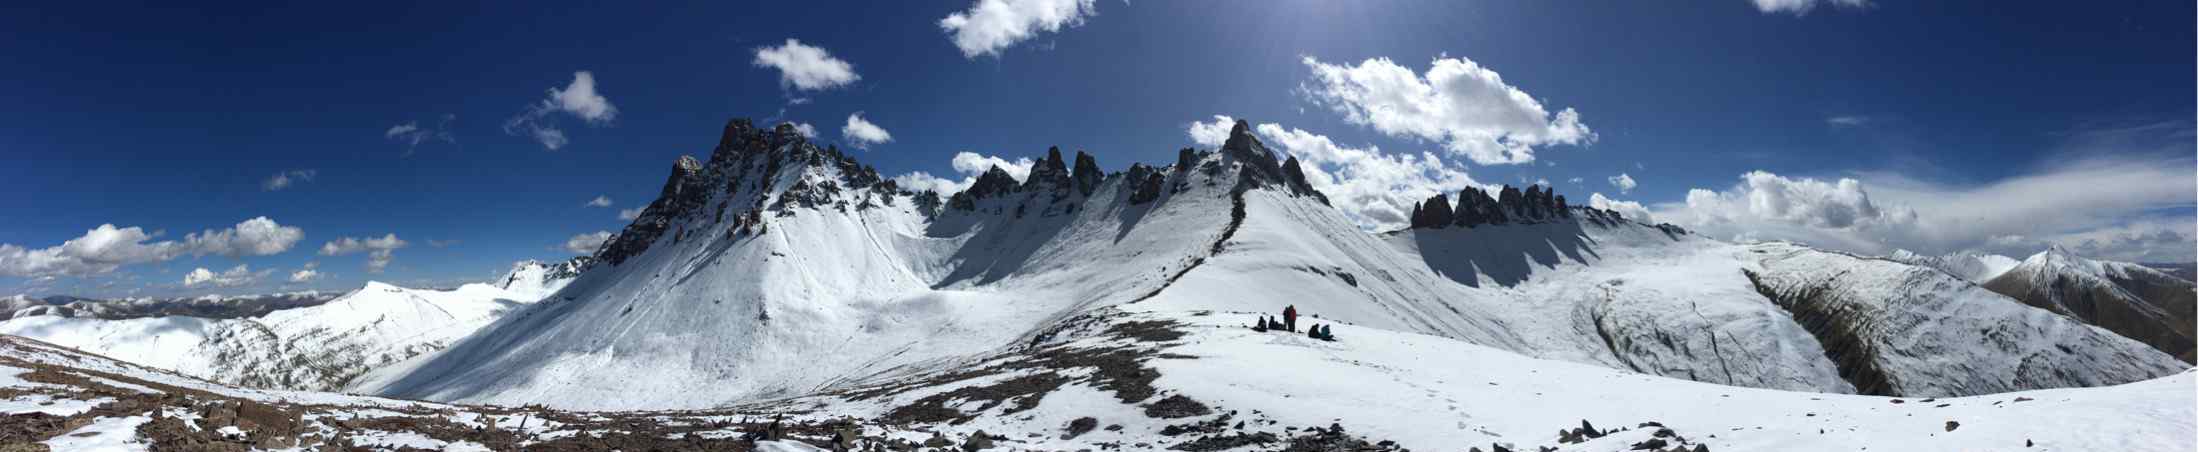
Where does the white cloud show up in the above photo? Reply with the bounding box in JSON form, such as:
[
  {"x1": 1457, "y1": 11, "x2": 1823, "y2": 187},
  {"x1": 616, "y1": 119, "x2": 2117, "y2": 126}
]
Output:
[
  {"x1": 262, "y1": 169, "x2": 317, "y2": 191},
  {"x1": 1826, "y1": 115, "x2": 1869, "y2": 127},
  {"x1": 386, "y1": 114, "x2": 456, "y2": 155},
  {"x1": 784, "y1": 122, "x2": 818, "y2": 138},
  {"x1": 504, "y1": 71, "x2": 618, "y2": 150},
  {"x1": 183, "y1": 264, "x2": 268, "y2": 288},
  {"x1": 183, "y1": 217, "x2": 305, "y2": 258},
  {"x1": 320, "y1": 234, "x2": 408, "y2": 274},
  {"x1": 1186, "y1": 115, "x2": 1236, "y2": 147},
  {"x1": 564, "y1": 231, "x2": 613, "y2": 254},
  {"x1": 1753, "y1": 0, "x2": 1870, "y2": 16},
  {"x1": 618, "y1": 208, "x2": 643, "y2": 221},
  {"x1": 753, "y1": 39, "x2": 861, "y2": 91},
  {"x1": 1253, "y1": 122, "x2": 1483, "y2": 231},
  {"x1": 1607, "y1": 173, "x2": 1637, "y2": 194},
  {"x1": 585, "y1": 195, "x2": 612, "y2": 207},
  {"x1": 0, "y1": 217, "x2": 304, "y2": 278},
  {"x1": 1589, "y1": 193, "x2": 1653, "y2": 222},
  {"x1": 1568, "y1": 177, "x2": 1584, "y2": 184},
  {"x1": 1300, "y1": 55, "x2": 1595, "y2": 165},
  {"x1": 841, "y1": 112, "x2": 893, "y2": 149},
  {"x1": 939, "y1": 0, "x2": 1097, "y2": 59},
  {"x1": 1653, "y1": 155, "x2": 2196, "y2": 262},
  {"x1": 288, "y1": 269, "x2": 320, "y2": 283},
  {"x1": 890, "y1": 151, "x2": 1036, "y2": 195}
]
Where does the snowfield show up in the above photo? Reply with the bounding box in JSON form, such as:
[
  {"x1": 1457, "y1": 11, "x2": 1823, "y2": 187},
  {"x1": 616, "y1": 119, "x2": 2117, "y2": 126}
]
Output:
[{"x1": 0, "y1": 280, "x2": 550, "y2": 392}]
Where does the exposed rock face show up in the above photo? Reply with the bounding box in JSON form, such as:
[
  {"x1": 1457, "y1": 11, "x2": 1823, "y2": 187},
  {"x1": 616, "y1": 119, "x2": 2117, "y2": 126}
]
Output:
[
  {"x1": 1072, "y1": 151, "x2": 1103, "y2": 197},
  {"x1": 1412, "y1": 184, "x2": 1582, "y2": 230},
  {"x1": 1024, "y1": 147, "x2": 1074, "y2": 196},
  {"x1": 1214, "y1": 119, "x2": 1329, "y2": 202},
  {"x1": 1127, "y1": 164, "x2": 1165, "y2": 205},
  {"x1": 1411, "y1": 193, "x2": 1454, "y2": 229},
  {"x1": 1982, "y1": 247, "x2": 2198, "y2": 362},
  {"x1": 1280, "y1": 156, "x2": 1330, "y2": 206},
  {"x1": 912, "y1": 190, "x2": 944, "y2": 216},
  {"x1": 597, "y1": 155, "x2": 708, "y2": 266},
  {"x1": 945, "y1": 166, "x2": 1021, "y2": 212}
]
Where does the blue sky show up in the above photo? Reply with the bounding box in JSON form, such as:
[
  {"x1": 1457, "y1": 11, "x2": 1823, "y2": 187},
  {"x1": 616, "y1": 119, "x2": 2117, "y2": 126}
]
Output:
[{"x1": 2, "y1": 0, "x2": 2192, "y2": 297}]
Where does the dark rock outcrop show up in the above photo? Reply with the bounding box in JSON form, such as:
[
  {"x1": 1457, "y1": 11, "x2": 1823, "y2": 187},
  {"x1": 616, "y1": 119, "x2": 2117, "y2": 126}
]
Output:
[
  {"x1": 598, "y1": 155, "x2": 709, "y2": 265},
  {"x1": 948, "y1": 166, "x2": 1022, "y2": 211},
  {"x1": 1072, "y1": 151, "x2": 1103, "y2": 197},
  {"x1": 1127, "y1": 164, "x2": 1166, "y2": 205}
]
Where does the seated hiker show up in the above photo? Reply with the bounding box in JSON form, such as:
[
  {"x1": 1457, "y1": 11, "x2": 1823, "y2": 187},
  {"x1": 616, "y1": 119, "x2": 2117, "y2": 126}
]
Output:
[
  {"x1": 1254, "y1": 316, "x2": 1269, "y2": 331},
  {"x1": 1307, "y1": 324, "x2": 1321, "y2": 339},
  {"x1": 1320, "y1": 324, "x2": 1336, "y2": 341}
]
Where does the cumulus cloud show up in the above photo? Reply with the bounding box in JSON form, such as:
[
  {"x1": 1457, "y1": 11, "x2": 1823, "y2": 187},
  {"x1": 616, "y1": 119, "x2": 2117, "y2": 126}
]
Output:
[
  {"x1": 320, "y1": 234, "x2": 408, "y2": 273},
  {"x1": 183, "y1": 264, "x2": 269, "y2": 288},
  {"x1": 1251, "y1": 121, "x2": 1483, "y2": 231},
  {"x1": 1186, "y1": 115, "x2": 1237, "y2": 147},
  {"x1": 890, "y1": 152, "x2": 1036, "y2": 195},
  {"x1": 939, "y1": 0, "x2": 1097, "y2": 58},
  {"x1": 0, "y1": 217, "x2": 304, "y2": 278},
  {"x1": 753, "y1": 39, "x2": 861, "y2": 91},
  {"x1": 841, "y1": 112, "x2": 894, "y2": 149},
  {"x1": 563, "y1": 231, "x2": 613, "y2": 254},
  {"x1": 1653, "y1": 155, "x2": 2196, "y2": 262},
  {"x1": 262, "y1": 169, "x2": 317, "y2": 191},
  {"x1": 617, "y1": 208, "x2": 643, "y2": 221},
  {"x1": 504, "y1": 71, "x2": 618, "y2": 150},
  {"x1": 585, "y1": 195, "x2": 612, "y2": 207},
  {"x1": 1300, "y1": 55, "x2": 1595, "y2": 165},
  {"x1": 184, "y1": 217, "x2": 306, "y2": 258},
  {"x1": 386, "y1": 114, "x2": 456, "y2": 156},
  {"x1": 1607, "y1": 173, "x2": 1637, "y2": 194},
  {"x1": 1753, "y1": 0, "x2": 1870, "y2": 16},
  {"x1": 288, "y1": 268, "x2": 320, "y2": 283},
  {"x1": 1589, "y1": 193, "x2": 1654, "y2": 222}
]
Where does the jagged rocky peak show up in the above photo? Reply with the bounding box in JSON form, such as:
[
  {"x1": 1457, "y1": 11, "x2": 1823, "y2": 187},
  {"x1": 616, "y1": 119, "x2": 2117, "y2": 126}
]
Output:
[
  {"x1": 1071, "y1": 150, "x2": 1103, "y2": 196},
  {"x1": 947, "y1": 164, "x2": 1024, "y2": 211},
  {"x1": 1212, "y1": 118, "x2": 1329, "y2": 202},
  {"x1": 1126, "y1": 163, "x2": 1165, "y2": 205},
  {"x1": 1409, "y1": 184, "x2": 1596, "y2": 230},
  {"x1": 1023, "y1": 146, "x2": 1073, "y2": 193}
]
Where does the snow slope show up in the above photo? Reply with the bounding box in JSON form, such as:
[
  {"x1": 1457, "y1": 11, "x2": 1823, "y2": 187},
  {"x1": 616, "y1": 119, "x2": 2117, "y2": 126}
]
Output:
[
  {"x1": 1983, "y1": 246, "x2": 2197, "y2": 362},
  {"x1": 771, "y1": 309, "x2": 2196, "y2": 451},
  {"x1": 364, "y1": 118, "x2": 2185, "y2": 411},
  {"x1": 0, "y1": 280, "x2": 544, "y2": 392},
  {"x1": 1887, "y1": 249, "x2": 2020, "y2": 284},
  {"x1": 7, "y1": 311, "x2": 2187, "y2": 450}
]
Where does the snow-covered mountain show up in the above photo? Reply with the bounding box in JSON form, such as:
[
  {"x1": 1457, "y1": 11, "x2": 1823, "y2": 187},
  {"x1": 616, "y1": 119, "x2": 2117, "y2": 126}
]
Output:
[
  {"x1": 357, "y1": 118, "x2": 2184, "y2": 411},
  {"x1": 0, "y1": 279, "x2": 552, "y2": 392},
  {"x1": 1886, "y1": 249, "x2": 2020, "y2": 283},
  {"x1": 494, "y1": 256, "x2": 593, "y2": 301},
  {"x1": 0, "y1": 291, "x2": 339, "y2": 321},
  {"x1": 1981, "y1": 246, "x2": 2197, "y2": 362}
]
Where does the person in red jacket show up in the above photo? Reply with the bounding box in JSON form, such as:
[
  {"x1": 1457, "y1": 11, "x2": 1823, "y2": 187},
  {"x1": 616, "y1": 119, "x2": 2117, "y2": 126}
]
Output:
[{"x1": 1283, "y1": 305, "x2": 1298, "y2": 332}]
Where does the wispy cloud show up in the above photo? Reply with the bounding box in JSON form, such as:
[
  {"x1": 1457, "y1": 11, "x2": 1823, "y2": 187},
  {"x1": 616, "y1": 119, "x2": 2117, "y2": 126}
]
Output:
[
  {"x1": 504, "y1": 71, "x2": 618, "y2": 151},
  {"x1": 262, "y1": 169, "x2": 317, "y2": 191}
]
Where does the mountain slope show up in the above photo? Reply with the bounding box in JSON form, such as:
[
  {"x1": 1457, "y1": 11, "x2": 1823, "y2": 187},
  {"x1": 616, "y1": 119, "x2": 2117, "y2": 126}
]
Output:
[
  {"x1": 1982, "y1": 246, "x2": 2197, "y2": 362},
  {"x1": 0, "y1": 280, "x2": 547, "y2": 391},
  {"x1": 363, "y1": 118, "x2": 2185, "y2": 410},
  {"x1": 5, "y1": 309, "x2": 2190, "y2": 451},
  {"x1": 1887, "y1": 249, "x2": 2020, "y2": 284}
]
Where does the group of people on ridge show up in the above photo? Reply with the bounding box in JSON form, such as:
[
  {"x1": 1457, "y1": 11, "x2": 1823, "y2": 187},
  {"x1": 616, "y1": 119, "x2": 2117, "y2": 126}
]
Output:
[{"x1": 1252, "y1": 304, "x2": 1335, "y2": 341}]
